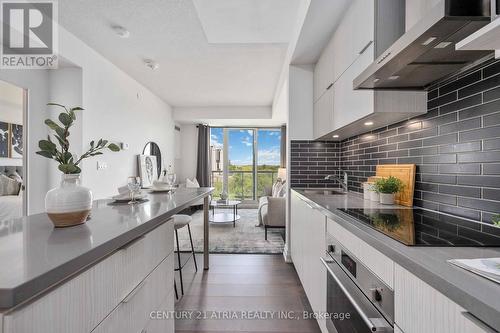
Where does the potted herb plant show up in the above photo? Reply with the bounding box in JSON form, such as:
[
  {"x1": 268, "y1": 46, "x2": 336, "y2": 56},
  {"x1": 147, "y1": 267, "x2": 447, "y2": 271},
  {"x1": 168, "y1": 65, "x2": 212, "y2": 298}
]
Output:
[
  {"x1": 374, "y1": 176, "x2": 404, "y2": 205},
  {"x1": 37, "y1": 103, "x2": 120, "y2": 227},
  {"x1": 493, "y1": 214, "x2": 500, "y2": 227}
]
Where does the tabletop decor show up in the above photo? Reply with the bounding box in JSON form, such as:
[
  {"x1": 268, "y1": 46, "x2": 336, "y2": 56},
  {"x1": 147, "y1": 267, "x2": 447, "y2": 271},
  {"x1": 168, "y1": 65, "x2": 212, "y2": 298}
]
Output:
[
  {"x1": 374, "y1": 176, "x2": 404, "y2": 205},
  {"x1": 37, "y1": 103, "x2": 120, "y2": 227}
]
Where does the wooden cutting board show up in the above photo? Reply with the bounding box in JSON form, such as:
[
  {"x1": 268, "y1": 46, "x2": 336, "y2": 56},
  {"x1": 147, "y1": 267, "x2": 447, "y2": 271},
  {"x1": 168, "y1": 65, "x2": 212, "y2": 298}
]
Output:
[{"x1": 375, "y1": 164, "x2": 416, "y2": 207}]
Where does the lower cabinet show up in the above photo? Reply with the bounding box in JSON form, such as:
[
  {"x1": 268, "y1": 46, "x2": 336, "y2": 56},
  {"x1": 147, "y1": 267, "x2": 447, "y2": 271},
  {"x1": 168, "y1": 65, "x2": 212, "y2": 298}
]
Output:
[
  {"x1": 92, "y1": 255, "x2": 174, "y2": 333},
  {"x1": 394, "y1": 264, "x2": 494, "y2": 333},
  {"x1": 290, "y1": 192, "x2": 327, "y2": 332},
  {"x1": 2, "y1": 221, "x2": 175, "y2": 333}
]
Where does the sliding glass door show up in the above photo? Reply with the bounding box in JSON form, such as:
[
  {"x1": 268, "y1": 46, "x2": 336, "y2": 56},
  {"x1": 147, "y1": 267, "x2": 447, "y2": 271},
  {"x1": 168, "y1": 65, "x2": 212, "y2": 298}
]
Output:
[{"x1": 210, "y1": 127, "x2": 281, "y2": 202}]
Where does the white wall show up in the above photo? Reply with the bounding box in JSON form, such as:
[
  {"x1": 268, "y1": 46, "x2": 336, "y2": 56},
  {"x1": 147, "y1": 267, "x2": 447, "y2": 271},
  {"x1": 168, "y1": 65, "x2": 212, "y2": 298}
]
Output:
[
  {"x1": 56, "y1": 26, "x2": 175, "y2": 200},
  {"x1": 0, "y1": 26, "x2": 176, "y2": 213},
  {"x1": 47, "y1": 67, "x2": 83, "y2": 190},
  {"x1": 176, "y1": 124, "x2": 198, "y2": 183}
]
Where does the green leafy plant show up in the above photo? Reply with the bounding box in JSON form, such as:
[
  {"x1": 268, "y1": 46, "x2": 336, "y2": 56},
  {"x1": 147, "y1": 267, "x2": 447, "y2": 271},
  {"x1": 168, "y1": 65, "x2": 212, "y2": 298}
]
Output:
[
  {"x1": 36, "y1": 103, "x2": 120, "y2": 174},
  {"x1": 374, "y1": 176, "x2": 404, "y2": 194},
  {"x1": 493, "y1": 214, "x2": 500, "y2": 227},
  {"x1": 372, "y1": 212, "x2": 401, "y2": 232}
]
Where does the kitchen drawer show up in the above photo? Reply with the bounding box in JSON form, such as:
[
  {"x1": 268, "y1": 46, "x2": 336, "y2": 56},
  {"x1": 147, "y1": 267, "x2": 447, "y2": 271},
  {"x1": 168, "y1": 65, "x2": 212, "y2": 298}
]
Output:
[
  {"x1": 92, "y1": 254, "x2": 174, "y2": 333},
  {"x1": 326, "y1": 217, "x2": 394, "y2": 288},
  {"x1": 395, "y1": 264, "x2": 495, "y2": 333},
  {"x1": 3, "y1": 220, "x2": 174, "y2": 333},
  {"x1": 145, "y1": 289, "x2": 175, "y2": 333}
]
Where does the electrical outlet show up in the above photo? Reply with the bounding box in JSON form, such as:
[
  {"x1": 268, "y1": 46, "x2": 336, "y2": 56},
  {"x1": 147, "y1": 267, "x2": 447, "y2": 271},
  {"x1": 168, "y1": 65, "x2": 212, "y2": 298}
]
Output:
[{"x1": 97, "y1": 161, "x2": 108, "y2": 170}]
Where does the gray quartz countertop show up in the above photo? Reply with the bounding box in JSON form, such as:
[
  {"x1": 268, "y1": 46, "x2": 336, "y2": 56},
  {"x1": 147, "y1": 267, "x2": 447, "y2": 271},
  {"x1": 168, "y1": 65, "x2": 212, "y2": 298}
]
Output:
[
  {"x1": 0, "y1": 187, "x2": 212, "y2": 310},
  {"x1": 292, "y1": 189, "x2": 500, "y2": 331}
]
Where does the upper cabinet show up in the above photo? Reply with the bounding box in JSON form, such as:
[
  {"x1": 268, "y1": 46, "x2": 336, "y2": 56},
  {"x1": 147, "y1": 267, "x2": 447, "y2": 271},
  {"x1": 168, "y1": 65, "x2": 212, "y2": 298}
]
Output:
[
  {"x1": 313, "y1": 0, "x2": 427, "y2": 140},
  {"x1": 313, "y1": 37, "x2": 335, "y2": 103}
]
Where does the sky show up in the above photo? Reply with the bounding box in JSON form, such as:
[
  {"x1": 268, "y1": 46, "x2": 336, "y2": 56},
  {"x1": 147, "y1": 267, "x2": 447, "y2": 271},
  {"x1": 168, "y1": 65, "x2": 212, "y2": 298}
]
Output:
[{"x1": 210, "y1": 128, "x2": 281, "y2": 166}]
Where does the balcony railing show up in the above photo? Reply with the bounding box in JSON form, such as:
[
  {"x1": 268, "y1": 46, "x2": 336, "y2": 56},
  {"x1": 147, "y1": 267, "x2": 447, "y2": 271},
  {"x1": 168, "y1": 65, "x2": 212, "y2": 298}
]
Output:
[{"x1": 211, "y1": 170, "x2": 278, "y2": 201}]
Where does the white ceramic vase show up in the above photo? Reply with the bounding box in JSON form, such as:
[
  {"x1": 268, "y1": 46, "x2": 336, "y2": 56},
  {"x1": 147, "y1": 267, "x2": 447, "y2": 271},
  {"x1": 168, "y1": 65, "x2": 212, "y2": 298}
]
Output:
[
  {"x1": 379, "y1": 193, "x2": 395, "y2": 205},
  {"x1": 45, "y1": 174, "x2": 93, "y2": 228},
  {"x1": 369, "y1": 189, "x2": 379, "y2": 202}
]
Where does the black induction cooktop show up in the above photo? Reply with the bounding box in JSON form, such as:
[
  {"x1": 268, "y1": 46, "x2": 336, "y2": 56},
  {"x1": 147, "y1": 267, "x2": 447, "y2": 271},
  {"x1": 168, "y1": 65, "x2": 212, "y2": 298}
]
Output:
[{"x1": 337, "y1": 208, "x2": 500, "y2": 247}]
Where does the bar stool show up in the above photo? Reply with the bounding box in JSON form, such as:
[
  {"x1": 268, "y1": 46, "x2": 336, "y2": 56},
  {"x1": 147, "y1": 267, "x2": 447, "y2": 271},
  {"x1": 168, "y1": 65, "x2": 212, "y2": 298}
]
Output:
[{"x1": 173, "y1": 214, "x2": 197, "y2": 299}]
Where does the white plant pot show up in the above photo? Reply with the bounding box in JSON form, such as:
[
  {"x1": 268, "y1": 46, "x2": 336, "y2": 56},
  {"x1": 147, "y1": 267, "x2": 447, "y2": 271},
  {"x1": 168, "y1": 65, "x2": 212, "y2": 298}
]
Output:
[
  {"x1": 369, "y1": 190, "x2": 380, "y2": 202},
  {"x1": 363, "y1": 183, "x2": 371, "y2": 200},
  {"x1": 45, "y1": 174, "x2": 93, "y2": 228},
  {"x1": 379, "y1": 193, "x2": 395, "y2": 205}
]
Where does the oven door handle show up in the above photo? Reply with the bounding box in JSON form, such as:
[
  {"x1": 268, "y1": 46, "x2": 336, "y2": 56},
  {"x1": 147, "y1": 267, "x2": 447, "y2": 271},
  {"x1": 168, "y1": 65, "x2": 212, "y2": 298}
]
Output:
[{"x1": 320, "y1": 257, "x2": 392, "y2": 332}]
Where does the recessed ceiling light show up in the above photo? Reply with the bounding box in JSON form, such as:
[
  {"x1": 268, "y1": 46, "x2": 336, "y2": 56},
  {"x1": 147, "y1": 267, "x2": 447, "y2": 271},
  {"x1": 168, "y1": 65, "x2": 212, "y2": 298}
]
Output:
[
  {"x1": 332, "y1": 134, "x2": 339, "y2": 138},
  {"x1": 364, "y1": 121, "x2": 374, "y2": 126},
  {"x1": 373, "y1": 78, "x2": 380, "y2": 83},
  {"x1": 388, "y1": 75, "x2": 400, "y2": 80},
  {"x1": 144, "y1": 59, "x2": 159, "y2": 70},
  {"x1": 112, "y1": 25, "x2": 130, "y2": 38},
  {"x1": 434, "y1": 42, "x2": 452, "y2": 49},
  {"x1": 422, "y1": 37, "x2": 437, "y2": 45}
]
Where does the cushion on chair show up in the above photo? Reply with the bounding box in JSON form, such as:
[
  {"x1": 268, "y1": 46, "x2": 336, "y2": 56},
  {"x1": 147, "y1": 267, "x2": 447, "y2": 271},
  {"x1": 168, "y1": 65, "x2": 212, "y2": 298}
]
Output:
[
  {"x1": 186, "y1": 178, "x2": 200, "y2": 188},
  {"x1": 173, "y1": 214, "x2": 192, "y2": 230}
]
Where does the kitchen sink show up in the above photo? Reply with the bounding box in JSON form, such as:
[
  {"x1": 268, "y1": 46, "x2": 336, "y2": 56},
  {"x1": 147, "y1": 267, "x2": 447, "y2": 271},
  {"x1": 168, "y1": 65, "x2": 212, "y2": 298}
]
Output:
[{"x1": 302, "y1": 189, "x2": 347, "y2": 195}]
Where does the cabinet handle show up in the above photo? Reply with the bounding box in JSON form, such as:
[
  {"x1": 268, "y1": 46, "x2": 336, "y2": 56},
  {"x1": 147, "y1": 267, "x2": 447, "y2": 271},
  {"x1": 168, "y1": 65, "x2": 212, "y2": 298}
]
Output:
[
  {"x1": 122, "y1": 280, "x2": 147, "y2": 303},
  {"x1": 119, "y1": 235, "x2": 146, "y2": 251},
  {"x1": 358, "y1": 40, "x2": 373, "y2": 55}
]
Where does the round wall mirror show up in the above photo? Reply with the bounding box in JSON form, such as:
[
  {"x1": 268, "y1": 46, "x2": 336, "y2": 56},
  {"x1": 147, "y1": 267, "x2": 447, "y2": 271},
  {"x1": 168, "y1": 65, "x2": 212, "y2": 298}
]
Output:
[{"x1": 142, "y1": 142, "x2": 162, "y2": 178}]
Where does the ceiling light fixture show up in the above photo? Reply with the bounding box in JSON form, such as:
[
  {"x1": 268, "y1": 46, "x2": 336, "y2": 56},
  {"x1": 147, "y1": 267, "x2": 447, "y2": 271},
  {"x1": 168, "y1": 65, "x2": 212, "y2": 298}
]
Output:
[
  {"x1": 422, "y1": 37, "x2": 437, "y2": 45},
  {"x1": 144, "y1": 59, "x2": 159, "y2": 70},
  {"x1": 112, "y1": 25, "x2": 130, "y2": 38},
  {"x1": 388, "y1": 75, "x2": 400, "y2": 80},
  {"x1": 332, "y1": 134, "x2": 339, "y2": 138},
  {"x1": 434, "y1": 42, "x2": 452, "y2": 49},
  {"x1": 364, "y1": 121, "x2": 374, "y2": 126}
]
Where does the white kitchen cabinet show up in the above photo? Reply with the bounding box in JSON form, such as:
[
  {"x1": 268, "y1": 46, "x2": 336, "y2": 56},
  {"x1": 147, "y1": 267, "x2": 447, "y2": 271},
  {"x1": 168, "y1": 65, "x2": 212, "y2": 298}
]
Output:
[
  {"x1": 333, "y1": 43, "x2": 375, "y2": 131},
  {"x1": 290, "y1": 192, "x2": 327, "y2": 333},
  {"x1": 394, "y1": 264, "x2": 494, "y2": 333},
  {"x1": 331, "y1": 0, "x2": 374, "y2": 82},
  {"x1": 312, "y1": 0, "x2": 425, "y2": 140},
  {"x1": 313, "y1": 86, "x2": 334, "y2": 139},
  {"x1": 2, "y1": 221, "x2": 175, "y2": 333},
  {"x1": 313, "y1": 37, "x2": 335, "y2": 103}
]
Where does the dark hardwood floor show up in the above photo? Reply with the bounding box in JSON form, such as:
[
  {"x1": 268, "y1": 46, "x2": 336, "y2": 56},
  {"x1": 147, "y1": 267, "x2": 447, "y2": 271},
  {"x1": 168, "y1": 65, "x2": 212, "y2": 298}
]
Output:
[{"x1": 174, "y1": 254, "x2": 321, "y2": 333}]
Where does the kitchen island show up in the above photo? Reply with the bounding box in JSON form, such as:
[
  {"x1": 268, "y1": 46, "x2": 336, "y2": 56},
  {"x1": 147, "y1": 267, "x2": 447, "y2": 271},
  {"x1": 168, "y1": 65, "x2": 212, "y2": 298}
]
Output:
[{"x1": 0, "y1": 187, "x2": 213, "y2": 333}]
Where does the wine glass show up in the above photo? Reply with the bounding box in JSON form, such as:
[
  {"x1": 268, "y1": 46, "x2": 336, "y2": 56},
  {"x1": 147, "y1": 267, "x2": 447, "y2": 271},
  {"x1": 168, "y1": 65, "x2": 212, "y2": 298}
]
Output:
[
  {"x1": 127, "y1": 176, "x2": 141, "y2": 204},
  {"x1": 167, "y1": 173, "x2": 176, "y2": 187}
]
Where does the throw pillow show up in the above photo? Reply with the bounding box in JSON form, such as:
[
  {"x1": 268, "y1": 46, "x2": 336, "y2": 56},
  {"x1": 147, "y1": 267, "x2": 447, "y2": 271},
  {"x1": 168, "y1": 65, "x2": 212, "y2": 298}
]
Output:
[
  {"x1": 272, "y1": 180, "x2": 284, "y2": 197},
  {"x1": 186, "y1": 178, "x2": 200, "y2": 188},
  {"x1": 8, "y1": 171, "x2": 22, "y2": 184},
  {"x1": 0, "y1": 174, "x2": 21, "y2": 196}
]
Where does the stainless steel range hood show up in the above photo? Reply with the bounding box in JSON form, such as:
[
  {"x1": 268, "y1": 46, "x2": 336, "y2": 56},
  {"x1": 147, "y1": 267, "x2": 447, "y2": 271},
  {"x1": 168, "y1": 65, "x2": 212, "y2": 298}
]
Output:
[{"x1": 354, "y1": 0, "x2": 491, "y2": 90}]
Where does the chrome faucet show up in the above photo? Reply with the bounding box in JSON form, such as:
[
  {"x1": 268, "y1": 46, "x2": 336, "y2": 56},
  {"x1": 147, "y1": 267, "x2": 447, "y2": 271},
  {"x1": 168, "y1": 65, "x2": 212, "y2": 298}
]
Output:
[{"x1": 324, "y1": 171, "x2": 348, "y2": 192}]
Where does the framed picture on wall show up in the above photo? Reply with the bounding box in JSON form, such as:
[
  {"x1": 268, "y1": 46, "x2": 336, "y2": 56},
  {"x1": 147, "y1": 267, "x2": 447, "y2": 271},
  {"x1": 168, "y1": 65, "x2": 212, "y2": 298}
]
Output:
[
  {"x1": 10, "y1": 124, "x2": 22, "y2": 158},
  {"x1": 138, "y1": 154, "x2": 157, "y2": 188},
  {"x1": 0, "y1": 122, "x2": 8, "y2": 158}
]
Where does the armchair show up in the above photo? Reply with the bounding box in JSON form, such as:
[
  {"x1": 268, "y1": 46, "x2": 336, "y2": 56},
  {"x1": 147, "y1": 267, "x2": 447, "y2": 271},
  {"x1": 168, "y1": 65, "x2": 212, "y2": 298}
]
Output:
[{"x1": 258, "y1": 186, "x2": 286, "y2": 240}]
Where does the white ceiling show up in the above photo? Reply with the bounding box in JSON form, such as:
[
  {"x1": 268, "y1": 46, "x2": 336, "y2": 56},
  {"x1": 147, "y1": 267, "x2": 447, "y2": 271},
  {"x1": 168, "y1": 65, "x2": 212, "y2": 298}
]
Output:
[{"x1": 58, "y1": 0, "x2": 301, "y2": 107}]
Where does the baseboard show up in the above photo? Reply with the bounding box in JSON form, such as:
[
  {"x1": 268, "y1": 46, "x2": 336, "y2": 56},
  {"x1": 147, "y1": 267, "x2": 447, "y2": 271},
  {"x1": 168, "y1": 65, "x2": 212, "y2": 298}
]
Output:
[{"x1": 282, "y1": 245, "x2": 292, "y2": 263}]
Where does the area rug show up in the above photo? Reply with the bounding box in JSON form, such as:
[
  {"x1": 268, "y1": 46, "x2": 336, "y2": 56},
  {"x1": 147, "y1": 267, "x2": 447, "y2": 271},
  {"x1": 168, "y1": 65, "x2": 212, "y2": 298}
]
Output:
[{"x1": 176, "y1": 209, "x2": 285, "y2": 254}]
